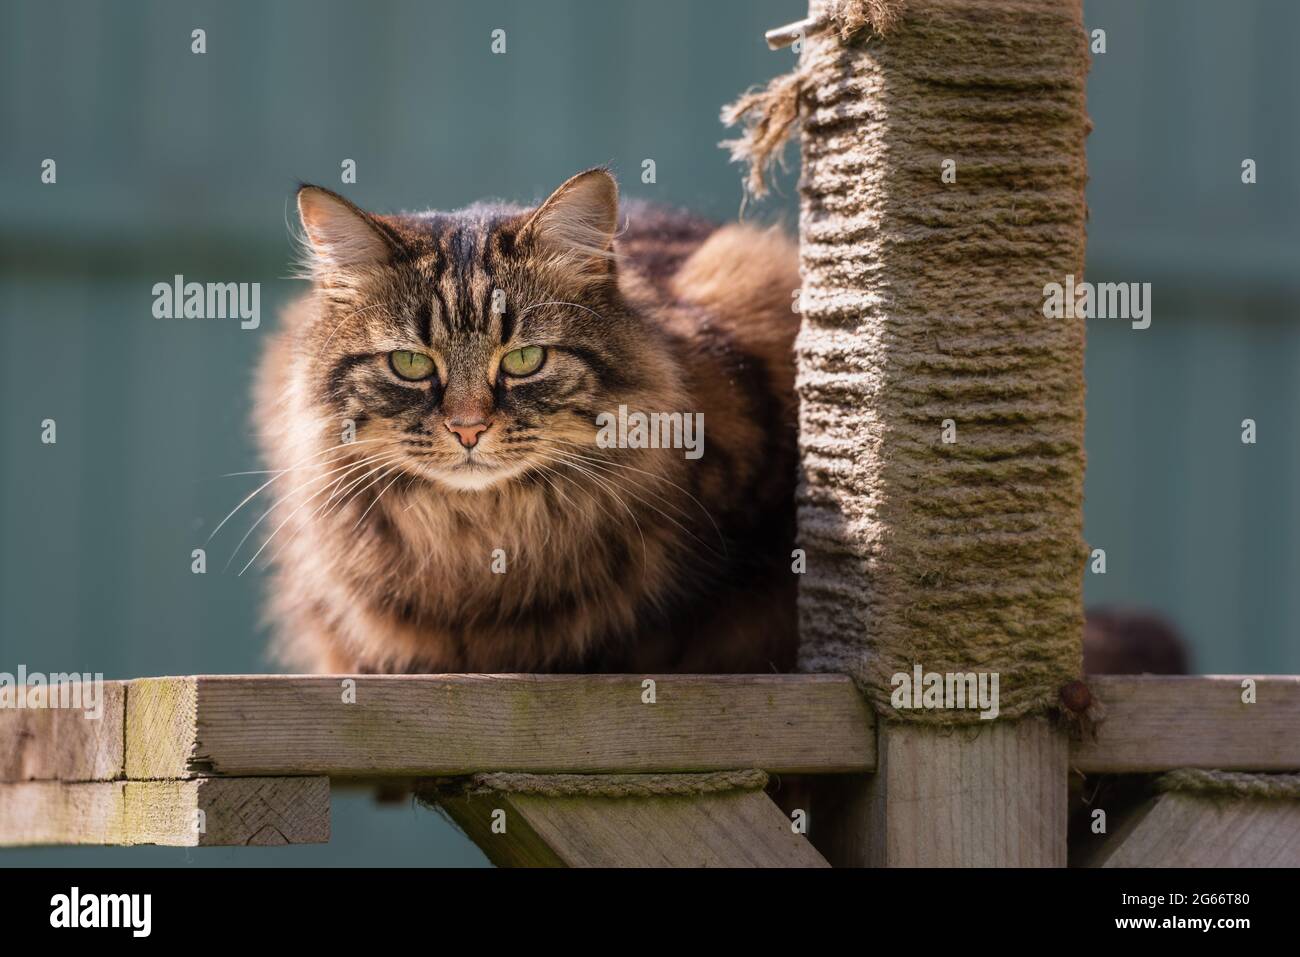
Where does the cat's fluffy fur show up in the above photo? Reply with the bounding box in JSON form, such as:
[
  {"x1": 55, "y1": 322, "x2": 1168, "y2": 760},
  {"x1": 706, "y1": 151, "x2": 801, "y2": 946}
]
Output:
[{"x1": 255, "y1": 169, "x2": 801, "y2": 674}]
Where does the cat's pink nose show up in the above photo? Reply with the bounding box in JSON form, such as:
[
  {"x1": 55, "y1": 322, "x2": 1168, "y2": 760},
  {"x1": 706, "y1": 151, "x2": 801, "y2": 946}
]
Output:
[{"x1": 446, "y1": 418, "x2": 490, "y2": 449}]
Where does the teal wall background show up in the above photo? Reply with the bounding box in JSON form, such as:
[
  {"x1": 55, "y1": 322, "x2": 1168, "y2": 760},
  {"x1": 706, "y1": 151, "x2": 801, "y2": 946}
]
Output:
[{"x1": 1, "y1": 0, "x2": 1296, "y2": 865}]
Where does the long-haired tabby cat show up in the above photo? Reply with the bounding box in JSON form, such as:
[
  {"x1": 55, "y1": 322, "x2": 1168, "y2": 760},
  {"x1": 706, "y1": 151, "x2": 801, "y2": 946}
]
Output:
[{"x1": 254, "y1": 168, "x2": 800, "y2": 674}]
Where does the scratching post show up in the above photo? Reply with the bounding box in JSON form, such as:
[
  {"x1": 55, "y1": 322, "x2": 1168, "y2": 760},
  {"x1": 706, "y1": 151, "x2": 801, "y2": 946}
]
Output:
[
  {"x1": 727, "y1": 0, "x2": 1090, "y2": 864},
  {"x1": 792, "y1": 0, "x2": 1090, "y2": 720}
]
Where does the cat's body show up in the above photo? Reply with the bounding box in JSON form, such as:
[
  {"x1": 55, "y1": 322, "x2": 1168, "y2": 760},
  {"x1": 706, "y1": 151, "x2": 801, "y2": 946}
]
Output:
[{"x1": 255, "y1": 171, "x2": 800, "y2": 674}]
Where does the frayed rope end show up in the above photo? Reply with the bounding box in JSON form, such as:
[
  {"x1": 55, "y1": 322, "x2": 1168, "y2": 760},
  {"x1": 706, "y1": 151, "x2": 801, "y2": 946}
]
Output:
[
  {"x1": 830, "y1": 0, "x2": 905, "y2": 40},
  {"x1": 719, "y1": 71, "x2": 804, "y2": 200},
  {"x1": 721, "y1": 0, "x2": 904, "y2": 199}
]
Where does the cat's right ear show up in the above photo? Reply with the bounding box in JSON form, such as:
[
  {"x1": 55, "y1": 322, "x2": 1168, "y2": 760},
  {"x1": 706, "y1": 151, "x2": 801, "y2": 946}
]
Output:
[
  {"x1": 519, "y1": 168, "x2": 619, "y2": 281},
  {"x1": 296, "y1": 186, "x2": 398, "y2": 275}
]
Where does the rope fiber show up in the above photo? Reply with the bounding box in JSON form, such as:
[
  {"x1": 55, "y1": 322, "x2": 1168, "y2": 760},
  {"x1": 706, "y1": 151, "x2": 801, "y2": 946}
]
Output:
[{"x1": 427, "y1": 770, "x2": 771, "y2": 799}]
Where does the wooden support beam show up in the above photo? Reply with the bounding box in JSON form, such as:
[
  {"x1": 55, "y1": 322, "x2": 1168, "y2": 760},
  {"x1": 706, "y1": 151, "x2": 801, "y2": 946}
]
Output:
[
  {"x1": 811, "y1": 719, "x2": 1068, "y2": 867},
  {"x1": 1081, "y1": 792, "x2": 1300, "y2": 867},
  {"x1": 1074, "y1": 676, "x2": 1300, "y2": 773},
  {"x1": 434, "y1": 788, "x2": 829, "y2": 867},
  {"x1": 0, "y1": 681, "x2": 125, "y2": 782},
  {"x1": 0, "y1": 776, "x2": 329, "y2": 847},
  {"x1": 125, "y1": 674, "x2": 874, "y2": 779}
]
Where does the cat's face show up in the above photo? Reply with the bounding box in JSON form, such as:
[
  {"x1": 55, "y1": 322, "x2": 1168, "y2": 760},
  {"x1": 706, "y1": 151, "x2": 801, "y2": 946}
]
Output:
[{"x1": 293, "y1": 169, "x2": 647, "y2": 492}]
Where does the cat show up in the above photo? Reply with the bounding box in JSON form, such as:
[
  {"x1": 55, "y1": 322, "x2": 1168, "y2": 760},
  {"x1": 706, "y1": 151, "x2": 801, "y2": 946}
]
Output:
[
  {"x1": 254, "y1": 168, "x2": 802, "y2": 674},
  {"x1": 1082, "y1": 607, "x2": 1190, "y2": 675}
]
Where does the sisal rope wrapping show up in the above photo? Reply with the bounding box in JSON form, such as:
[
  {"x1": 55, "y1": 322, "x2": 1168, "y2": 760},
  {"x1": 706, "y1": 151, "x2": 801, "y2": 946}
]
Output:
[
  {"x1": 729, "y1": 0, "x2": 1091, "y2": 722},
  {"x1": 1157, "y1": 770, "x2": 1300, "y2": 801},
  {"x1": 427, "y1": 770, "x2": 770, "y2": 799}
]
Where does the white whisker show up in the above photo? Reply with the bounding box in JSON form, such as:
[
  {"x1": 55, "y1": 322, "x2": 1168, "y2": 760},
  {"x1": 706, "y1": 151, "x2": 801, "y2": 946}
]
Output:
[
  {"x1": 353, "y1": 468, "x2": 407, "y2": 530},
  {"x1": 545, "y1": 447, "x2": 722, "y2": 558},
  {"x1": 227, "y1": 450, "x2": 399, "y2": 570},
  {"x1": 263, "y1": 452, "x2": 409, "y2": 569},
  {"x1": 237, "y1": 453, "x2": 403, "y2": 577},
  {"x1": 548, "y1": 436, "x2": 726, "y2": 549},
  {"x1": 516, "y1": 299, "x2": 609, "y2": 324},
  {"x1": 208, "y1": 438, "x2": 385, "y2": 542},
  {"x1": 536, "y1": 451, "x2": 648, "y2": 569},
  {"x1": 318, "y1": 303, "x2": 388, "y2": 358}
]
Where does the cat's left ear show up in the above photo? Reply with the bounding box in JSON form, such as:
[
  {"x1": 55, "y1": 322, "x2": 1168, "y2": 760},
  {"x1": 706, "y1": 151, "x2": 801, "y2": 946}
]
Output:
[
  {"x1": 521, "y1": 168, "x2": 619, "y2": 279},
  {"x1": 296, "y1": 185, "x2": 400, "y2": 276}
]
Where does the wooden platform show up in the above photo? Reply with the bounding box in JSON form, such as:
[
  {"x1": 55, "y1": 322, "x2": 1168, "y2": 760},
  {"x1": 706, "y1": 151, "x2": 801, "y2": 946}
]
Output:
[{"x1": 1, "y1": 674, "x2": 1297, "y2": 864}]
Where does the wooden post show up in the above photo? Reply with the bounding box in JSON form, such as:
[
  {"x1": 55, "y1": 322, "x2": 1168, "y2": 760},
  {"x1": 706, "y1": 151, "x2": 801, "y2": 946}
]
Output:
[{"x1": 781, "y1": 0, "x2": 1090, "y2": 866}]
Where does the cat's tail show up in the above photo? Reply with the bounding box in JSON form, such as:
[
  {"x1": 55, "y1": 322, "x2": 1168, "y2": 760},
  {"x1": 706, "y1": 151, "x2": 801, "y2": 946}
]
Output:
[
  {"x1": 671, "y1": 222, "x2": 800, "y2": 338},
  {"x1": 1083, "y1": 607, "x2": 1192, "y2": 674}
]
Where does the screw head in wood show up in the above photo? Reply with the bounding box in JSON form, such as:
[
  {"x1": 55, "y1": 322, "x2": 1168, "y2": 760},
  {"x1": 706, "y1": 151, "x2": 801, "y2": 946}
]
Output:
[{"x1": 1059, "y1": 680, "x2": 1091, "y2": 713}]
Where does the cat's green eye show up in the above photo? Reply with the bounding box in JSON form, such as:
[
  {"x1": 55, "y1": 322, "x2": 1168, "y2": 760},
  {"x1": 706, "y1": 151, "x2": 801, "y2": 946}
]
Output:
[
  {"x1": 500, "y1": 345, "x2": 545, "y2": 378},
  {"x1": 389, "y1": 350, "x2": 435, "y2": 381}
]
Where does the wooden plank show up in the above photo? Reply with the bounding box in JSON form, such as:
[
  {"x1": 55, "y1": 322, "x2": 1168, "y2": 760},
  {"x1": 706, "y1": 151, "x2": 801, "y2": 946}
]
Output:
[
  {"x1": 0, "y1": 681, "x2": 125, "y2": 782},
  {"x1": 1073, "y1": 676, "x2": 1300, "y2": 773},
  {"x1": 435, "y1": 791, "x2": 565, "y2": 867},
  {"x1": 436, "y1": 788, "x2": 829, "y2": 867},
  {"x1": 125, "y1": 674, "x2": 874, "y2": 779},
  {"x1": 811, "y1": 719, "x2": 1068, "y2": 867},
  {"x1": 1083, "y1": 793, "x2": 1300, "y2": 867},
  {"x1": 0, "y1": 776, "x2": 329, "y2": 847}
]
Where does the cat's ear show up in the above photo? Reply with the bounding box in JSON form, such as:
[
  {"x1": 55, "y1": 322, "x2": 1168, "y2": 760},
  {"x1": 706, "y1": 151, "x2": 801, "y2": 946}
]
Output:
[
  {"x1": 521, "y1": 168, "x2": 619, "y2": 278},
  {"x1": 296, "y1": 186, "x2": 398, "y2": 275}
]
